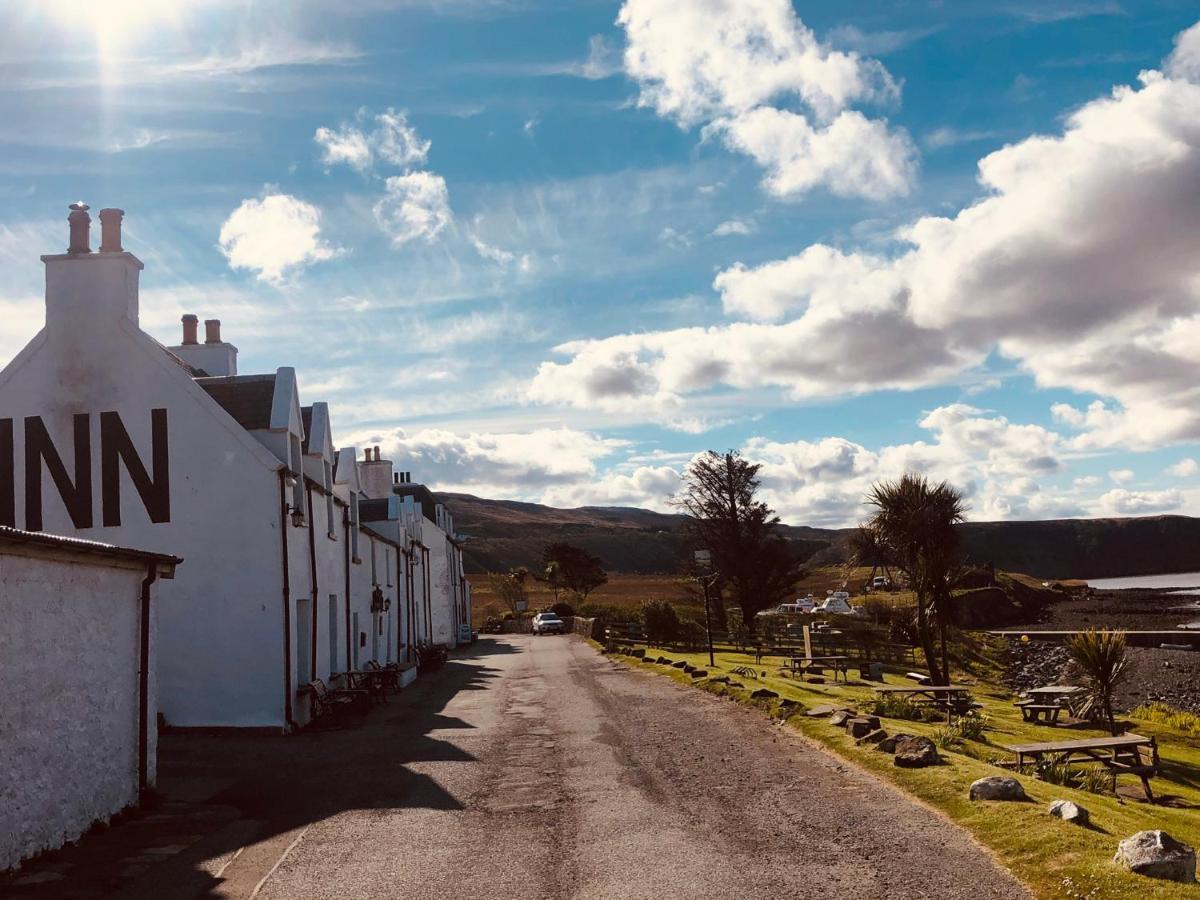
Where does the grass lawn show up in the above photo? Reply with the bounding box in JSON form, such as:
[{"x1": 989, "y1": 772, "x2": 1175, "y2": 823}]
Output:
[{"x1": 617, "y1": 644, "x2": 1200, "y2": 899}]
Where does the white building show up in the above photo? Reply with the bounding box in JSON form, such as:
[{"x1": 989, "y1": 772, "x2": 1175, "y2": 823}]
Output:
[
  {"x1": 0, "y1": 526, "x2": 179, "y2": 871},
  {"x1": 0, "y1": 204, "x2": 409, "y2": 730}
]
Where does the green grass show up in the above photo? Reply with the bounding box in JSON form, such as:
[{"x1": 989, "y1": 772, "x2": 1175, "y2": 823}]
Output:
[{"x1": 615, "y1": 645, "x2": 1200, "y2": 899}]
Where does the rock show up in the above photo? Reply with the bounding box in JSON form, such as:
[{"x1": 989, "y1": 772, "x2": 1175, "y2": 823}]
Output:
[
  {"x1": 846, "y1": 716, "x2": 882, "y2": 739},
  {"x1": 690, "y1": 669, "x2": 708, "y2": 679},
  {"x1": 1114, "y1": 831, "x2": 1196, "y2": 883},
  {"x1": 829, "y1": 710, "x2": 854, "y2": 727},
  {"x1": 629, "y1": 648, "x2": 645, "y2": 658},
  {"x1": 750, "y1": 688, "x2": 779, "y2": 700},
  {"x1": 672, "y1": 661, "x2": 687, "y2": 669},
  {"x1": 857, "y1": 728, "x2": 888, "y2": 746},
  {"x1": 893, "y1": 735, "x2": 939, "y2": 768},
  {"x1": 683, "y1": 664, "x2": 695, "y2": 673},
  {"x1": 658, "y1": 657, "x2": 672, "y2": 665},
  {"x1": 969, "y1": 776, "x2": 1028, "y2": 802},
  {"x1": 876, "y1": 732, "x2": 914, "y2": 753},
  {"x1": 805, "y1": 677, "x2": 826, "y2": 684},
  {"x1": 807, "y1": 704, "x2": 838, "y2": 717},
  {"x1": 708, "y1": 675, "x2": 730, "y2": 684},
  {"x1": 1049, "y1": 799, "x2": 1089, "y2": 825}
]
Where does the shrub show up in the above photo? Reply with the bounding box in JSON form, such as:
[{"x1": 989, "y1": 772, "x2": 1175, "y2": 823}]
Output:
[
  {"x1": 641, "y1": 600, "x2": 680, "y2": 645},
  {"x1": 871, "y1": 695, "x2": 925, "y2": 721},
  {"x1": 1079, "y1": 767, "x2": 1114, "y2": 795},
  {"x1": 550, "y1": 601, "x2": 575, "y2": 618},
  {"x1": 1066, "y1": 629, "x2": 1130, "y2": 736},
  {"x1": 1034, "y1": 759, "x2": 1075, "y2": 786},
  {"x1": 955, "y1": 712, "x2": 989, "y2": 742},
  {"x1": 932, "y1": 726, "x2": 960, "y2": 750}
]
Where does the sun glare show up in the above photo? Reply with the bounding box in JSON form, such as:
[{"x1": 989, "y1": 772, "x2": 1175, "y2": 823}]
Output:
[{"x1": 48, "y1": 0, "x2": 184, "y2": 57}]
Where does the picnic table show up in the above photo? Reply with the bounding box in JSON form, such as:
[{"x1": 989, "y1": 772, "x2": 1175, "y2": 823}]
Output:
[
  {"x1": 1003, "y1": 733, "x2": 1160, "y2": 799},
  {"x1": 787, "y1": 655, "x2": 850, "y2": 682},
  {"x1": 1016, "y1": 685, "x2": 1085, "y2": 724},
  {"x1": 874, "y1": 684, "x2": 978, "y2": 718}
]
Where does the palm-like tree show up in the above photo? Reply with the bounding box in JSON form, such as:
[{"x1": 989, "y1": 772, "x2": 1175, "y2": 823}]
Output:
[
  {"x1": 864, "y1": 474, "x2": 966, "y2": 685},
  {"x1": 1066, "y1": 629, "x2": 1130, "y2": 736}
]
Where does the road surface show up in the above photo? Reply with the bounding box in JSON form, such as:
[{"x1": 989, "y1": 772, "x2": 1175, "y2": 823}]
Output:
[{"x1": 9, "y1": 635, "x2": 1029, "y2": 899}]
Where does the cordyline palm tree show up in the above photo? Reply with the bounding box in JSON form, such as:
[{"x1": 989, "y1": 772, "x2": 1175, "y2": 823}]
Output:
[
  {"x1": 863, "y1": 474, "x2": 966, "y2": 686},
  {"x1": 1067, "y1": 629, "x2": 1130, "y2": 736}
]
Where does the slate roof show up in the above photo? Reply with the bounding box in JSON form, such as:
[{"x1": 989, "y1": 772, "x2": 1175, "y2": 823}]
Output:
[
  {"x1": 196, "y1": 374, "x2": 277, "y2": 432},
  {"x1": 301, "y1": 405, "x2": 313, "y2": 453},
  {"x1": 0, "y1": 526, "x2": 183, "y2": 569}
]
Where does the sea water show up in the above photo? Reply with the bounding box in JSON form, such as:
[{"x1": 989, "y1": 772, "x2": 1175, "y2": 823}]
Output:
[{"x1": 1086, "y1": 571, "x2": 1200, "y2": 591}]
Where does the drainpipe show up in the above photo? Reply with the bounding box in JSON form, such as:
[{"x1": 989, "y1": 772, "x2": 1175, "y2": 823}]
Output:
[
  {"x1": 306, "y1": 483, "x2": 318, "y2": 679},
  {"x1": 137, "y1": 561, "x2": 156, "y2": 805},
  {"x1": 423, "y1": 546, "x2": 432, "y2": 643},
  {"x1": 343, "y1": 506, "x2": 352, "y2": 670},
  {"x1": 278, "y1": 471, "x2": 295, "y2": 731}
]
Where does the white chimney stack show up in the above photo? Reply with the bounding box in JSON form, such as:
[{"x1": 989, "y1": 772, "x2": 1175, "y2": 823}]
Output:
[
  {"x1": 169, "y1": 315, "x2": 238, "y2": 376},
  {"x1": 43, "y1": 202, "x2": 144, "y2": 335}
]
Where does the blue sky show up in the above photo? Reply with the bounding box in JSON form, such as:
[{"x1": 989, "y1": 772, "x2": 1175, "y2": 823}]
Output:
[{"x1": 4, "y1": 0, "x2": 1200, "y2": 526}]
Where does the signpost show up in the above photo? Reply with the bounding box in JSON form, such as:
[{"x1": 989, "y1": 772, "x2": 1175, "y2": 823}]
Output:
[{"x1": 693, "y1": 549, "x2": 716, "y2": 667}]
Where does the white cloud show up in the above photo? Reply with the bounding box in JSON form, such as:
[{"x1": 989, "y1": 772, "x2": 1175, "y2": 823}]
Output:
[
  {"x1": 373, "y1": 172, "x2": 452, "y2": 246},
  {"x1": 1108, "y1": 468, "x2": 1135, "y2": 485},
  {"x1": 710, "y1": 106, "x2": 916, "y2": 200},
  {"x1": 218, "y1": 192, "x2": 337, "y2": 283},
  {"x1": 530, "y1": 25, "x2": 1200, "y2": 450},
  {"x1": 314, "y1": 107, "x2": 430, "y2": 174},
  {"x1": 1099, "y1": 488, "x2": 1184, "y2": 515},
  {"x1": 1074, "y1": 475, "x2": 1102, "y2": 488},
  {"x1": 923, "y1": 127, "x2": 1002, "y2": 150},
  {"x1": 579, "y1": 34, "x2": 621, "y2": 80},
  {"x1": 1166, "y1": 457, "x2": 1199, "y2": 477},
  {"x1": 711, "y1": 217, "x2": 757, "y2": 237},
  {"x1": 617, "y1": 0, "x2": 914, "y2": 201},
  {"x1": 1166, "y1": 21, "x2": 1200, "y2": 82}
]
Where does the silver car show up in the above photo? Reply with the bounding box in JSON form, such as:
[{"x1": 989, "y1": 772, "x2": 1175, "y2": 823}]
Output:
[{"x1": 532, "y1": 612, "x2": 565, "y2": 635}]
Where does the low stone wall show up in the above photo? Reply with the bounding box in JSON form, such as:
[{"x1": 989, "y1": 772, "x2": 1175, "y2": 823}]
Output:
[{"x1": 564, "y1": 616, "x2": 597, "y2": 638}]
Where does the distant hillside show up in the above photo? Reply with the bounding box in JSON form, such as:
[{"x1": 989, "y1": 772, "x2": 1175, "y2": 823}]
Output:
[
  {"x1": 439, "y1": 493, "x2": 1200, "y2": 581},
  {"x1": 438, "y1": 492, "x2": 836, "y2": 574}
]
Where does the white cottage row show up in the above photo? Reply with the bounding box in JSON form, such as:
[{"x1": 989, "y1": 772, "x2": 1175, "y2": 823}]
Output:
[{"x1": 0, "y1": 204, "x2": 471, "y2": 732}]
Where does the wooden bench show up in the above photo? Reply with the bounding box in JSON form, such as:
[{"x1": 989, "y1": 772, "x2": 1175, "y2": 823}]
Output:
[
  {"x1": 305, "y1": 679, "x2": 369, "y2": 723},
  {"x1": 1005, "y1": 734, "x2": 1160, "y2": 801},
  {"x1": 1110, "y1": 740, "x2": 1161, "y2": 801},
  {"x1": 905, "y1": 672, "x2": 933, "y2": 685},
  {"x1": 366, "y1": 660, "x2": 400, "y2": 694}
]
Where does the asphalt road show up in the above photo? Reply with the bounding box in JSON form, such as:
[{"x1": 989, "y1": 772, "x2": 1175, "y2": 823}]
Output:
[
  {"x1": 254, "y1": 635, "x2": 1026, "y2": 899},
  {"x1": 7, "y1": 635, "x2": 1028, "y2": 899}
]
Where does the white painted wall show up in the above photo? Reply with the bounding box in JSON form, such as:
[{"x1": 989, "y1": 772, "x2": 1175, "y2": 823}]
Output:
[
  {"x1": 0, "y1": 549, "x2": 155, "y2": 871},
  {"x1": 0, "y1": 250, "x2": 290, "y2": 728}
]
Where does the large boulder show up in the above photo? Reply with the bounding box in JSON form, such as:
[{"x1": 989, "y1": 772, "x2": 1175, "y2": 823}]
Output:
[
  {"x1": 1049, "y1": 800, "x2": 1089, "y2": 825},
  {"x1": 690, "y1": 669, "x2": 708, "y2": 679},
  {"x1": 893, "y1": 735, "x2": 939, "y2": 768},
  {"x1": 1114, "y1": 831, "x2": 1196, "y2": 883},
  {"x1": 750, "y1": 688, "x2": 779, "y2": 700},
  {"x1": 829, "y1": 710, "x2": 855, "y2": 727},
  {"x1": 877, "y1": 732, "x2": 914, "y2": 753},
  {"x1": 969, "y1": 776, "x2": 1028, "y2": 802},
  {"x1": 857, "y1": 729, "x2": 888, "y2": 746}
]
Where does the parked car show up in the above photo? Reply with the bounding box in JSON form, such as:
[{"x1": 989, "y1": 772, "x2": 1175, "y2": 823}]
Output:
[
  {"x1": 871, "y1": 576, "x2": 891, "y2": 591},
  {"x1": 532, "y1": 612, "x2": 565, "y2": 635}
]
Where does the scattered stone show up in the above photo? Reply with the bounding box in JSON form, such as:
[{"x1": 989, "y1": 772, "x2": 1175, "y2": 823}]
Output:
[
  {"x1": 893, "y1": 735, "x2": 939, "y2": 768},
  {"x1": 672, "y1": 661, "x2": 687, "y2": 669},
  {"x1": 829, "y1": 710, "x2": 854, "y2": 727},
  {"x1": 1049, "y1": 799, "x2": 1089, "y2": 825},
  {"x1": 1114, "y1": 831, "x2": 1196, "y2": 883},
  {"x1": 690, "y1": 670, "x2": 708, "y2": 679},
  {"x1": 807, "y1": 704, "x2": 838, "y2": 717},
  {"x1": 846, "y1": 717, "x2": 881, "y2": 739},
  {"x1": 969, "y1": 776, "x2": 1028, "y2": 802},
  {"x1": 629, "y1": 648, "x2": 645, "y2": 659},
  {"x1": 657, "y1": 657, "x2": 672, "y2": 665},
  {"x1": 725, "y1": 681, "x2": 744, "y2": 689},
  {"x1": 750, "y1": 688, "x2": 779, "y2": 700},
  {"x1": 805, "y1": 677, "x2": 826, "y2": 684},
  {"x1": 708, "y1": 675, "x2": 730, "y2": 684},
  {"x1": 683, "y1": 664, "x2": 695, "y2": 673},
  {"x1": 857, "y1": 729, "x2": 888, "y2": 746}
]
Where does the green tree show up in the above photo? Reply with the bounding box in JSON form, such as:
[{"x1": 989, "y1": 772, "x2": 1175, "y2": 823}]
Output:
[
  {"x1": 541, "y1": 542, "x2": 608, "y2": 599},
  {"x1": 674, "y1": 451, "x2": 807, "y2": 633},
  {"x1": 487, "y1": 566, "x2": 529, "y2": 617},
  {"x1": 641, "y1": 599, "x2": 680, "y2": 645},
  {"x1": 1067, "y1": 629, "x2": 1130, "y2": 736},
  {"x1": 863, "y1": 474, "x2": 966, "y2": 685}
]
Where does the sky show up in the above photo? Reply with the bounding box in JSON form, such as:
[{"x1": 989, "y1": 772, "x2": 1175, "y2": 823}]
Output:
[{"x1": 3, "y1": 0, "x2": 1200, "y2": 527}]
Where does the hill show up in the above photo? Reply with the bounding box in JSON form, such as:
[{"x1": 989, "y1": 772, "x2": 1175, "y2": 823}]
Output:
[{"x1": 438, "y1": 494, "x2": 1200, "y2": 581}]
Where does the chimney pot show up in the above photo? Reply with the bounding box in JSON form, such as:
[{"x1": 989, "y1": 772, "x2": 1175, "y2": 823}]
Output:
[
  {"x1": 204, "y1": 319, "x2": 221, "y2": 344},
  {"x1": 373, "y1": 445, "x2": 381, "y2": 462},
  {"x1": 98, "y1": 208, "x2": 124, "y2": 252},
  {"x1": 181, "y1": 314, "x2": 199, "y2": 345},
  {"x1": 67, "y1": 202, "x2": 91, "y2": 254}
]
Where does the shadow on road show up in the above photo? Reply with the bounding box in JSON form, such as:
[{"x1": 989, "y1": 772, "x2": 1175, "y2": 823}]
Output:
[{"x1": 0, "y1": 638, "x2": 519, "y2": 900}]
